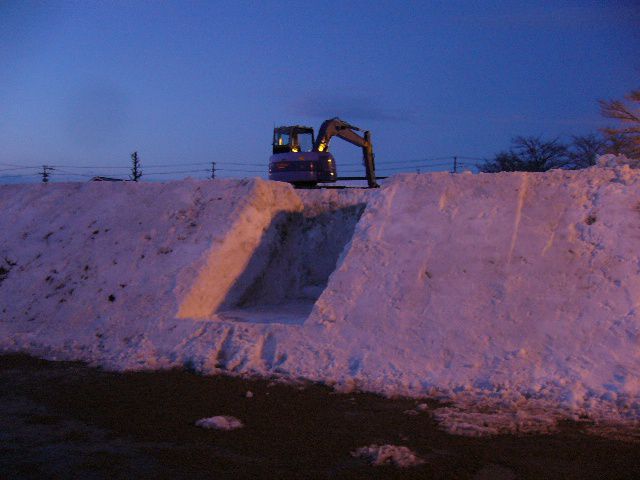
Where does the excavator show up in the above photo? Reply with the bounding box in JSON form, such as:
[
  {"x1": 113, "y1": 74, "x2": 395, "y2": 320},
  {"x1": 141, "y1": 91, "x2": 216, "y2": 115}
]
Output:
[{"x1": 268, "y1": 117, "x2": 379, "y2": 188}]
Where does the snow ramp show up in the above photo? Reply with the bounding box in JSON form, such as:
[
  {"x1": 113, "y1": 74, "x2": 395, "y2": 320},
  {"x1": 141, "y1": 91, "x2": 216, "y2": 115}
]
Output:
[
  {"x1": 298, "y1": 167, "x2": 640, "y2": 433},
  {"x1": 0, "y1": 179, "x2": 370, "y2": 370},
  {"x1": 0, "y1": 179, "x2": 303, "y2": 362}
]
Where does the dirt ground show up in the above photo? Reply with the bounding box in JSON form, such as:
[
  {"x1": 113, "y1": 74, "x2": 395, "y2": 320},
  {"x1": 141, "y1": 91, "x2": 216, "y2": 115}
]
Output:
[{"x1": 1, "y1": 354, "x2": 639, "y2": 479}]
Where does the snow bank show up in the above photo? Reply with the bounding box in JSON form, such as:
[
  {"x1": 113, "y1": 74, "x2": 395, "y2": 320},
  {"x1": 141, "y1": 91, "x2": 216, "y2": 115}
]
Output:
[{"x1": 1, "y1": 168, "x2": 639, "y2": 434}]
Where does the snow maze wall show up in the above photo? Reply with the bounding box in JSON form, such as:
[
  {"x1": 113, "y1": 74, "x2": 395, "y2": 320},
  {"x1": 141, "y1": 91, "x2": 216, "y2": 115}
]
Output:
[{"x1": 1, "y1": 168, "x2": 639, "y2": 435}]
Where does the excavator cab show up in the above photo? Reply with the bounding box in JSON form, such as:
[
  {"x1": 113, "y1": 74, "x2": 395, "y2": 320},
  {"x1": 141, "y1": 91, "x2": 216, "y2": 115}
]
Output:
[
  {"x1": 269, "y1": 125, "x2": 337, "y2": 187},
  {"x1": 273, "y1": 126, "x2": 314, "y2": 154}
]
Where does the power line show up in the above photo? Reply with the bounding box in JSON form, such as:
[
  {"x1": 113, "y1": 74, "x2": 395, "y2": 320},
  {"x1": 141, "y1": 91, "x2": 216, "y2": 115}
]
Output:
[
  {"x1": 0, "y1": 163, "x2": 42, "y2": 169},
  {"x1": 0, "y1": 166, "x2": 38, "y2": 172},
  {"x1": 1, "y1": 154, "x2": 490, "y2": 184},
  {"x1": 378, "y1": 157, "x2": 456, "y2": 166},
  {"x1": 0, "y1": 173, "x2": 39, "y2": 178},
  {"x1": 143, "y1": 169, "x2": 210, "y2": 176},
  {"x1": 215, "y1": 162, "x2": 265, "y2": 167},
  {"x1": 43, "y1": 165, "x2": 131, "y2": 170},
  {"x1": 0, "y1": 162, "x2": 217, "y2": 170},
  {"x1": 215, "y1": 168, "x2": 265, "y2": 172},
  {"x1": 377, "y1": 163, "x2": 452, "y2": 172},
  {"x1": 143, "y1": 162, "x2": 211, "y2": 168},
  {"x1": 51, "y1": 171, "x2": 96, "y2": 177}
]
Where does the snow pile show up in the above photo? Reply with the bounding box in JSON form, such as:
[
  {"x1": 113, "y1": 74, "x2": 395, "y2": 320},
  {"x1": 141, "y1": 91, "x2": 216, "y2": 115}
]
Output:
[
  {"x1": 195, "y1": 415, "x2": 244, "y2": 430},
  {"x1": 1, "y1": 167, "x2": 640, "y2": 435},
  {"x1": 597, "y1": 154, "x2": 640, "y2": 169},
  {"x1": 351, "y1": 444, "x2": 424, "y2": 468}
]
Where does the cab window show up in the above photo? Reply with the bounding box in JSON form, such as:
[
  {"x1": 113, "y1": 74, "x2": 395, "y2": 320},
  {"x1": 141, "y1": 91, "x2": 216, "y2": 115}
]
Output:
[
  {"x1": 275, "y1": 132, "x2": 290, "y2": 146},
  {"x1": 297, "y1": 132, "x2": 313, "y2": 152}
]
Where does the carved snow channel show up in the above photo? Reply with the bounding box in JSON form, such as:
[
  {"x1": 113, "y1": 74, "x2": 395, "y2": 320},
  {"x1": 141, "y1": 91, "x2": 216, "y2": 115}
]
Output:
[{"x1": 215, "y1": 202, "x2": 366, "y2": 325}]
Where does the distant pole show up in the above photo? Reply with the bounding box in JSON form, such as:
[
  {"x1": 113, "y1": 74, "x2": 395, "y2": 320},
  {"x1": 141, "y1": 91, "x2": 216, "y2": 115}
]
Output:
[
  {"x1": 416, "y1": 167, "x2": 420, "y2": 174},
  {"x1": 41, "y1": 165, "x2": 53, "y2": 183},
  {"x1": 130, "y1": 151, "x2": 142, "y2": 181},
  {"x1": 453, "y1": 156, "x2": 458, "y2": 173},
  {"x1": 210, "y1": 161, "x2": 216, "y2": 179}
]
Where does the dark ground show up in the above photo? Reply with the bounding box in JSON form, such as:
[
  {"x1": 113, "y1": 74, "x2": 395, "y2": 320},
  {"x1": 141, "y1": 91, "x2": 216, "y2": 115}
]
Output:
[{"x1": 1, "y1": 354, "x2": 639, "y2": 480}]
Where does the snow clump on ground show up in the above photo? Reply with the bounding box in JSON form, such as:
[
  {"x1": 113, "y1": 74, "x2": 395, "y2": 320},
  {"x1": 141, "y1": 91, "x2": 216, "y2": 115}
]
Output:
[
  {"x1": 351, "y1": 444, "x2": 425, "y2": 468},
  {"x1": 195, "y1": 415, "x2": 244, "y2": 430}
]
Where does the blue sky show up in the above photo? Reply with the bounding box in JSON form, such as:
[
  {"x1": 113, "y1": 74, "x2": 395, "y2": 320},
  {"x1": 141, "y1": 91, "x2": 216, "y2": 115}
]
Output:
[{"x1": 1, "y1": 0, "x2": 638, "y2": 182}]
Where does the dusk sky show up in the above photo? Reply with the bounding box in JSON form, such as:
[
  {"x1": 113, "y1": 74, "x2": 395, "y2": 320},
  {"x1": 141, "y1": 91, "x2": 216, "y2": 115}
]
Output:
[{"x1": 1, "y1": 0, "x2": 639, "y2": 182}]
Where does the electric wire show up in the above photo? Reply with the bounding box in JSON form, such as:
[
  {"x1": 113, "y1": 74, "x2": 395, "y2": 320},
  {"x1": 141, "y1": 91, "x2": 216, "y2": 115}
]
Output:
[{"x1": 0, "y1": 155, "x2": 488, "y2": 183}]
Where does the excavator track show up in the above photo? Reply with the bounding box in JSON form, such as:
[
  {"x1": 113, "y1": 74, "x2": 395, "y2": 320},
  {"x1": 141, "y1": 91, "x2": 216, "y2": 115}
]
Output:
[{"x1": 294, "y1": 176, "x2": 387, "y2": 189}]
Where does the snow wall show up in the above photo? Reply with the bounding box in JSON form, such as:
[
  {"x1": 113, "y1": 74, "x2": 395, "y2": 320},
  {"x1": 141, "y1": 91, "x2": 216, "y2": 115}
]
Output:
[{"x1": 1, "y1": 168, "x2": 639, "y2": 435}]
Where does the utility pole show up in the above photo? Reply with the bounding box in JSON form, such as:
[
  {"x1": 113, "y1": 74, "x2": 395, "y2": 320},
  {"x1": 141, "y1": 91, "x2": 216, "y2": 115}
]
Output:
[
  {"x1": 210, "y1": 161, "x2": 216, "y2": 179},
  {"x1": 452, "y1": 156, "x2": 458, "y2": 173},
  {"x1": 130, "y1": 151, "x2": 142, "y2": 181},
  {"x1": 40, "y1": 165, "x2": 53, "y2": 183}
]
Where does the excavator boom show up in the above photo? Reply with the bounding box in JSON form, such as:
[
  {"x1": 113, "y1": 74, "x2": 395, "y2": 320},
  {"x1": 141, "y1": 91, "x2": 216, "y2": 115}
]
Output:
[{"x1": 314, "y1": 118, "x2": 378, "y2": 188}]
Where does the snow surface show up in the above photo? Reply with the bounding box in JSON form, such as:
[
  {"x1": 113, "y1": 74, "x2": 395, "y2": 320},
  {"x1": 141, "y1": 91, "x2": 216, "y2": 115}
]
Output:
[{"x1": 1, "y1": 166, "x2": 640, "y2": 436}]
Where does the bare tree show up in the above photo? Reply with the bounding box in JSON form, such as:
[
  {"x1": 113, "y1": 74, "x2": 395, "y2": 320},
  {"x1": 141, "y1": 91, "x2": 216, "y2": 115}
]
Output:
[
  {"x1": 566, "y1": 133, "x2": 607, "y2": 169},
  {"x1": 479, "y1": 136, "x2": 568, "y2": 173},
  {"x1": 479, "y1": 151, "x2": 521, "y2": 173},
  {"x1": 513, "y1": 136, "x2": 568, "y2": 170},
  {"x1": 130, "y1": 151, "x2": 142, "y2": 181},
  {"x1": 599, "y1": 89, "x2": 640, "y2": 158}
]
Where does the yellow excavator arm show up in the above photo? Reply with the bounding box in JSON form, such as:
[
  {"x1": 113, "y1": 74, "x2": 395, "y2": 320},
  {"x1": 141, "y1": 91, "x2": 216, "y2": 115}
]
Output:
[{"x1": 314, "y1": 118, "x2": 378, "y2": 188}]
